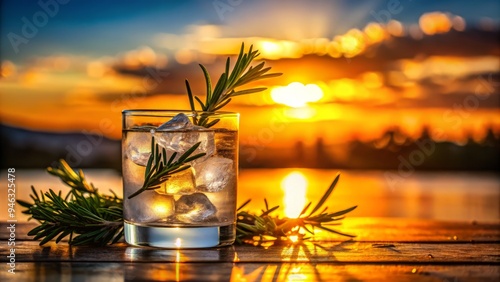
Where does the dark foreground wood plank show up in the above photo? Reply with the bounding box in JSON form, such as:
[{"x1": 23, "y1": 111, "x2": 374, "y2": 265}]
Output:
[
  {"x1": 2, "y1": 241, "x2": 499, "y2": 264},
  {"x1": 340, "y1": 218, "x2": 500, "y2": 242},
  {"x1": 1, "y1": 262, "x2": 499, "y2": 281},
  {"x1": 2, "y1": 219, "x2": 499, "y2": 242}
]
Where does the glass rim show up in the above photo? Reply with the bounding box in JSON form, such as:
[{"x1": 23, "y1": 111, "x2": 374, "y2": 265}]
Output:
[{"x1": 122, "y1": 109, "x2": 239, "y2": 117}]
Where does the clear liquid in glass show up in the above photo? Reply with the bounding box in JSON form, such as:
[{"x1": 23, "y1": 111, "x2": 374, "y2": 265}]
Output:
[{"x1": 122, "y1": 128, "x2": 238, "y2": 248}]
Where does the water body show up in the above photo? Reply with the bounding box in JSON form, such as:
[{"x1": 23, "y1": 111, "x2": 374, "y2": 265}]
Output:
[{"x1": 2, "y1": 169, "x2": 498, "y2": 222}]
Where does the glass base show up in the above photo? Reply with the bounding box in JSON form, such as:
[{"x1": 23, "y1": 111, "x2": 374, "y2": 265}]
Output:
[{"x1": 124, "y1": 221, "x2": 235, "y2": 248}]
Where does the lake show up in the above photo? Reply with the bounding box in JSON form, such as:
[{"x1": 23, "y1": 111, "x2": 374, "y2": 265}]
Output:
[{"x1": 2, "y1": 169, "x2": 499, "y2": 222}]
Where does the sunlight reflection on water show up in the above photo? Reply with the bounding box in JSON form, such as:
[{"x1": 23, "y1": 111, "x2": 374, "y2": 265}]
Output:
[
  {"x1": 1, "y1": 169, "x2": 498, "y2": 222},
  {"x1": 281, "y1": 171, "x2": 308, "y2": 218},
  {"x1": 238, "y1": 169, "x2": 499, "y2": 222}
]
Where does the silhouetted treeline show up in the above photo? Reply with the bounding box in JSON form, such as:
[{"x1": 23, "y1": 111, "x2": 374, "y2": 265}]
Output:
[
  {"x1": 240, "y1": 127, "x2": 500, "y2": 171},
  {"x1": 1, "y1": 124, "x2": 498, "y2": 171}
]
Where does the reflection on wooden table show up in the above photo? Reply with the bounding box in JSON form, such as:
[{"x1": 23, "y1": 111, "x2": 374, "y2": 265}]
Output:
[{"x1": 1, "y1": 219, "x2": 499, "y2": 281}]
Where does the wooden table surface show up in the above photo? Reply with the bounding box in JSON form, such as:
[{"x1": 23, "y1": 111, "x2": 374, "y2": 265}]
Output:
[{"x1": 1, "y1": 218, "x2": 499, "y2": 281}]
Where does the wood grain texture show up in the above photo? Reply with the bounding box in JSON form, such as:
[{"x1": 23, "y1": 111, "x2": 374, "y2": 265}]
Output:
[
  {"x1": 1, "y1": 263, "x2": 499, "y2": 281},
  {"x1": 2, "y1": 218, "x2": 499, "y2": 242},
  {"x1": 2, "y1": 220, "x2": 499, "y2": 280},
  {"x1": 2, "y1": 241, "x2": 499, "y2": 264}
]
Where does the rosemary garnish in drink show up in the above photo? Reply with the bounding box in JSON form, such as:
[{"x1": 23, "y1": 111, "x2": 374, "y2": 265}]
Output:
[
  {"x1": 127, "y1": 137, "x2": 205, "y2": 199},
  {"x1": 185, "y1": 43, "x2": 281, "y2": 127}
]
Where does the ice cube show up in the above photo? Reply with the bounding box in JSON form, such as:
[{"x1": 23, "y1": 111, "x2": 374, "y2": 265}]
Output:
[
  {"x1": 160, "y1": 130, "x2": 214, "y2": 160},
  {"x1": 126, "y1": 130, "x2": 153, "y2": 166},
  {"x1": 155, "y1": 116, "x2": 215, "y2": 163},
  {"x1": 157, "y1": 113, "x2": 191, "y2": 130},
  {"x1": 155, "y1": 167, "x2": 196, "y2": 195},
  {"x1": 128, "y1": 146, "x2": 151, "y2": 166},
  {"x1": 194, "y1": 157, "x2": 234, "y2": 192},
  {"x1": 175, "y1": 193, "x2": 217, "y2": 223},
  {"x1": 124, "y1": 192, "x2": 175, "y2": 223}
]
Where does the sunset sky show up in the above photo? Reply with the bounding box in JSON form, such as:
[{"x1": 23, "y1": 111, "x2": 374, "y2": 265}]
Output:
[{"x1": 1, "y1": 0, "x2": 499, "y2": 148}]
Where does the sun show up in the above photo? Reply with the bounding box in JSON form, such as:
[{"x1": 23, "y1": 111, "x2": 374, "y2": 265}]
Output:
[{"x1": 271, "y1": 82, "x2": 323, "y2": 108}]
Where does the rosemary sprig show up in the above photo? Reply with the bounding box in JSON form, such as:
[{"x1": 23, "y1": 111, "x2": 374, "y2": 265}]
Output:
[
  {"x1": 17, "y1": 160, "x2": 123, "y2": 246},
  {"x1": 186, "y1": 43, "x2": 282, "y2": 127},
  {"x1": 18, "y1": 162, "x2": 357, "y2": 246},
  {"x1": 236, "y1": 173, "x2": 357, "y2": 245},
  {"x1": 46, "y1": 159, "x2": 96, "y2": 194},
  {"x1": 128, "y1": 136, "x2": 206, "y2": 199}
]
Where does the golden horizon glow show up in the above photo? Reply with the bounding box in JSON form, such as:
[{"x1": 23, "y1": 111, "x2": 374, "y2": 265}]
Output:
[
  {"x1": 257, "y1": 39, "x2": 303, "y2": 60},
  {"x1": 281, "y1": 171, "x2": 308, "y2": 218},
  {"x1": 271, "y1": 82, "x2": 324, "y2": 108},
  {"x1": 283, "y1": 107, "x2": 317, "y2": 120},
  {"x1": 0, "y1": 10, "x2": 497, "y2": 146}
]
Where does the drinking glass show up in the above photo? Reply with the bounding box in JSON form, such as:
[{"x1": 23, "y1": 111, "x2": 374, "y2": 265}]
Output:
[{"x1": 122, "y1": 110, "x2": 238, "y2": 248}]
